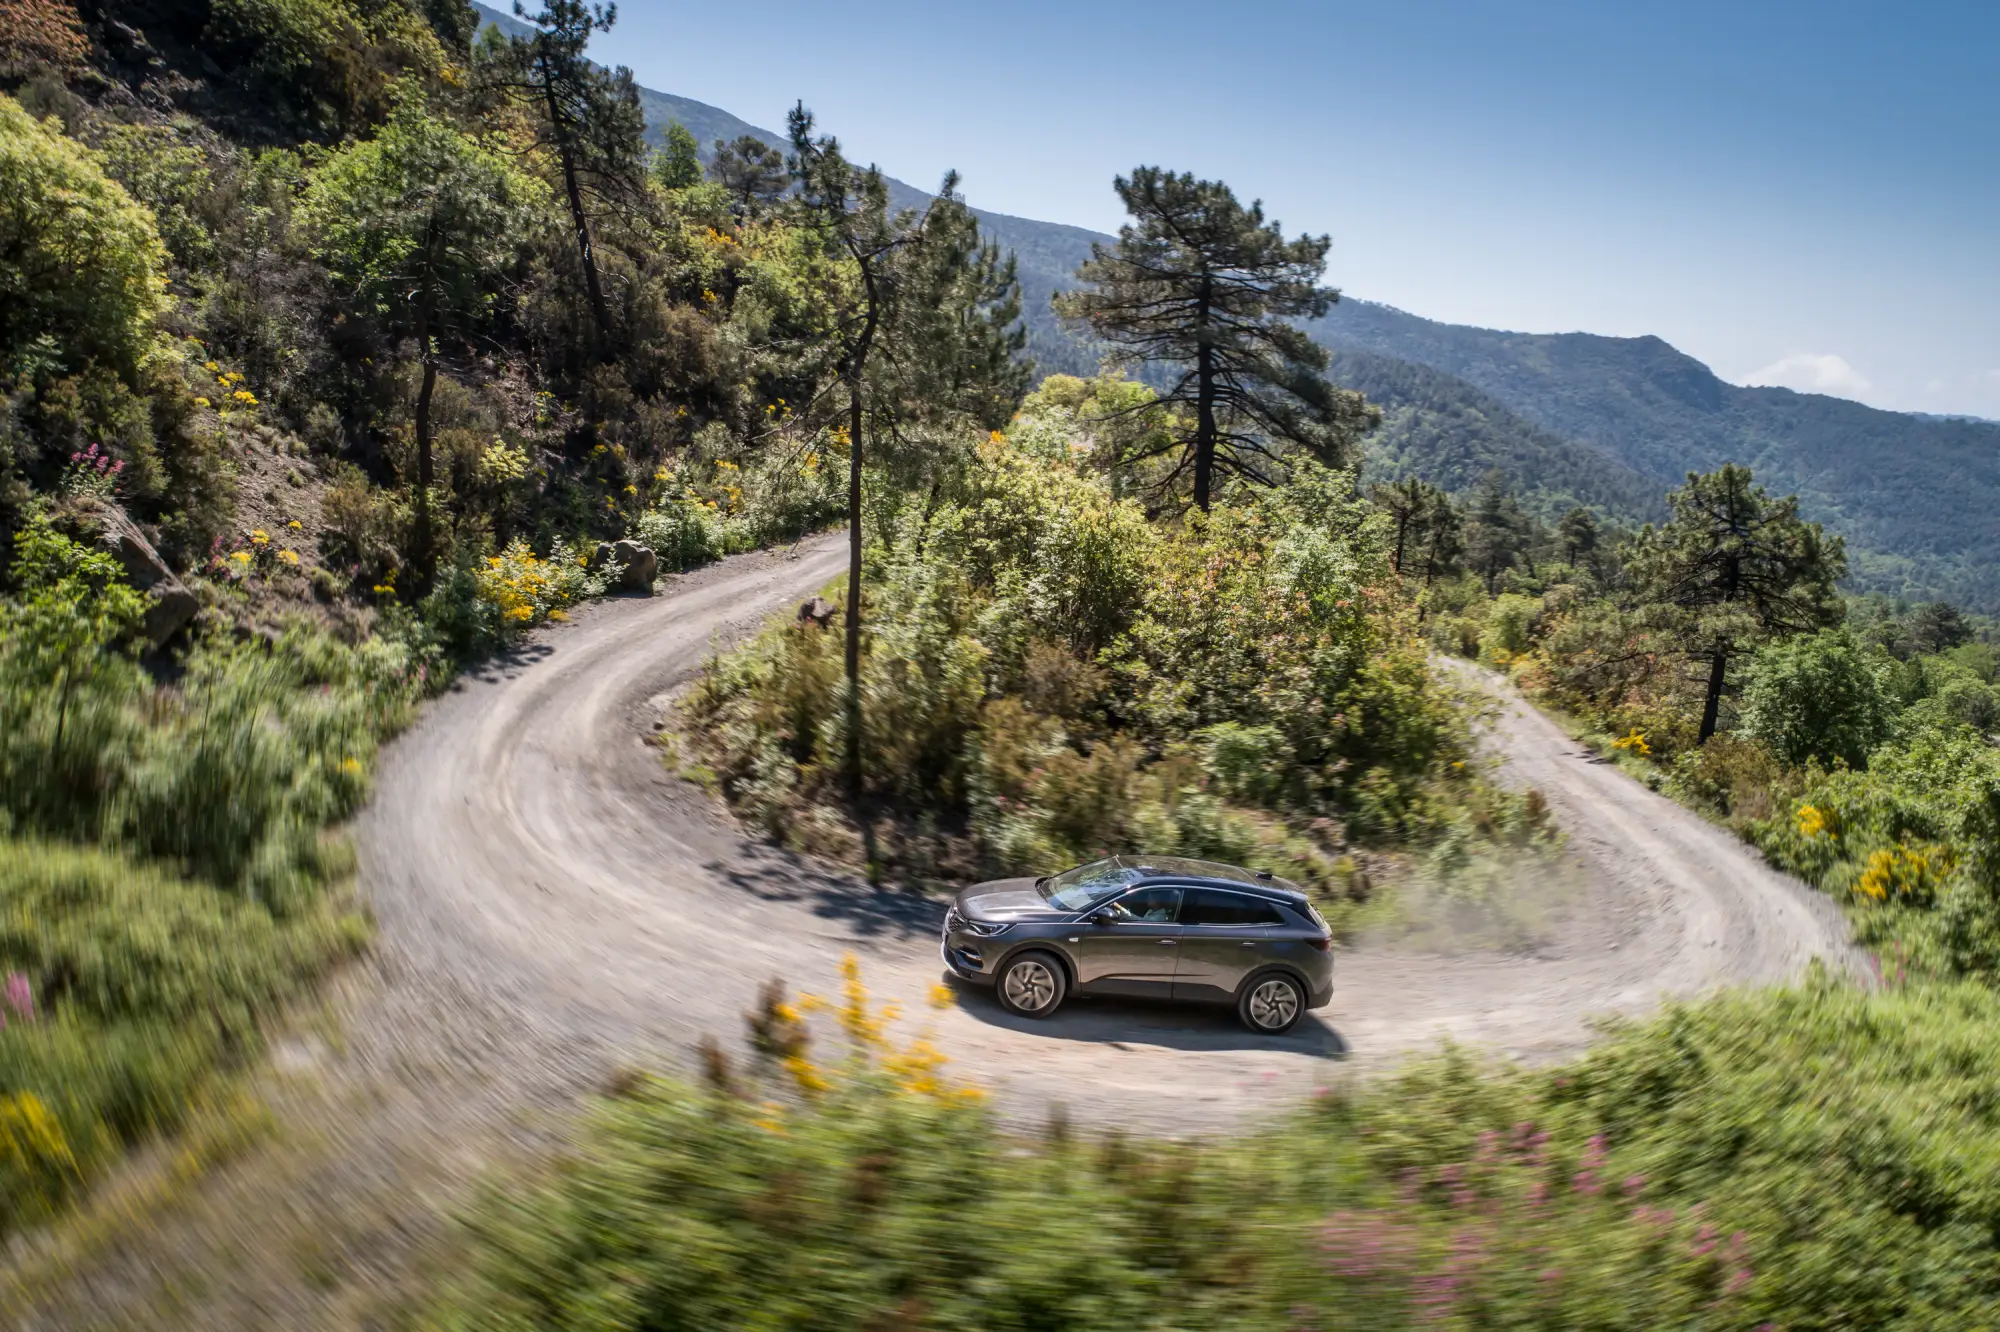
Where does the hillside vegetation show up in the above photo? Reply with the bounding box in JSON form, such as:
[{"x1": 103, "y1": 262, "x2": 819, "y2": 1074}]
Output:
[
  {"x1": 594, "y1": 49, "x2": 2000, "y2": 607},
  {"x1": 11, "y1": 6, "x2": 2000, "y2": 1330}
]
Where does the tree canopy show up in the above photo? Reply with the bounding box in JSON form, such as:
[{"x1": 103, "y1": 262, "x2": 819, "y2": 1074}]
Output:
[
  {"x1": 1626, "y1": 463, "x2": 1846, "y2": 741},
  {"x1": 0, "y1": 93, "x2": 168, "y2": 383},
  {"x1": 1054, "y1": 167, "x2": 1375, "y2": 510}
]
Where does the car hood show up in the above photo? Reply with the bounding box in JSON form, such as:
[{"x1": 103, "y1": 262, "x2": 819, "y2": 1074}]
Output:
[{"x1": 955, "y1": 877, "x2": 1070, "y2": 923}]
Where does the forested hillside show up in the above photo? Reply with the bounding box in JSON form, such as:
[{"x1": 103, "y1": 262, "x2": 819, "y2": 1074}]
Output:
[
  {"x1": 1331, "y1": 348, "x2": 1661, "y2": 525},
  {"x1": 1315, "y1": 300, "x2": 2000, "y2": 607},
  {"x1": 578, "y1": 32, "x2": 2000, "y2": 607}
]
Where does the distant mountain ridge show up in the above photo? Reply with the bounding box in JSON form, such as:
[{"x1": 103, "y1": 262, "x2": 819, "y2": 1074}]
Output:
[
  {"x1": 472, "y1": 4, "x2": 2000, "y2": 607},
  {"x1": 1311, "y1": 301, "x2": 2000, "y2": 607}
]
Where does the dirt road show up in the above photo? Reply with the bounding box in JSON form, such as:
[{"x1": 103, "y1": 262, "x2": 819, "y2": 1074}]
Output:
[{"x1": 10, "y1": 536, "x2": 1858, "y2": 1329}]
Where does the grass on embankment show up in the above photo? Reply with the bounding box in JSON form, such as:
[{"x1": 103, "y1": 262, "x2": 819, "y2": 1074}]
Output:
[{"x1": 420, "y1": 961, "x2": 2000, "y2": 1331}]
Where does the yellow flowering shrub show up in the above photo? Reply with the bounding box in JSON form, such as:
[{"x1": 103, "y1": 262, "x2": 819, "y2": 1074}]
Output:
[
  {"x1": 1611, "y1": 729, "x2": 1652, "y2": 757},
  {"x1": 1854, "y1": 841, "x2": 1955, "y2": 905},
  {"x1": 767, "y1": 955, "x2": 979, "y2": 1106},
  {"x1": 474, "y1": 539, "x2": 599, "y2": 630}
]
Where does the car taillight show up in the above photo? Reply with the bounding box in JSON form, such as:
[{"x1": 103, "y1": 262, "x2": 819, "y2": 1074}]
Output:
[{"x1": 1305, "y1": 935, "x2": 1331, "y2": 952}]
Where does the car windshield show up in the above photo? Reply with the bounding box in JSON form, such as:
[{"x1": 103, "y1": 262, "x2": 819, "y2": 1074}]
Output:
[{"x1": 1039, "y1": 858, "x2": 1144, "y2": 910}]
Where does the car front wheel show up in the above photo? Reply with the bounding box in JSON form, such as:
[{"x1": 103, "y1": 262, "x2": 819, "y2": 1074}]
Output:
[
  {"x1": 996, "y1": 951, "x2": 1067, "y2": 1018},
  {"x1": 1239, "y1": 972, "x2": 1304, "y2": 1034}
]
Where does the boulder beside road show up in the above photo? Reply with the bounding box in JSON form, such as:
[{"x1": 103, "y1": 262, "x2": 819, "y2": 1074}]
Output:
[
  {"x1": 591, "y1": 540, "x2": 658, "y2": 593},
  {"x1": 92, "y1": 503, "x2": 198, "y2": 647}
]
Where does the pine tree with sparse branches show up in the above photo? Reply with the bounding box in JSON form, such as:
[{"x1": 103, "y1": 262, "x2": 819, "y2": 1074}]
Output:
[
  {"x1": 1626, "y1": 463, "x2": 1846, "y2": 743},
  {"x1": 1054, "y1": 167, "x2": 1376, "y2": 511}
]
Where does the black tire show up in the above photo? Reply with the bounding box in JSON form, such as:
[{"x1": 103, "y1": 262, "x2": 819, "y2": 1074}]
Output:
[
  {"x1": 1238, "y1": 971, "x2": 1305, "y2": 1034},
  {"x1": 995, "y1": 950, "x2": 1067, "y2": 1018}
]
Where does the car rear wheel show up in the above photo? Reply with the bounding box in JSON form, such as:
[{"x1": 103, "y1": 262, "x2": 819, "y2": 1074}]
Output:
[
  {"x1": 996, "y1": 951, "x2": 1066, "y2": 1018},
  {"x1": 1239, "y1": 972, "x2": 1304, "y2": 1034}
]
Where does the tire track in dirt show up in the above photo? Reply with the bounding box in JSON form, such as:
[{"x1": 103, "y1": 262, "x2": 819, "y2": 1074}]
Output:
[{"x1": 9, "y1": 542, "x2": 1858, "y2": 1330}]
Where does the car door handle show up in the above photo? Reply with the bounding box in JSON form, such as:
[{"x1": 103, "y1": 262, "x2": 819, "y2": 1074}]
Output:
[
  {"x1": 1240, "y1": 941, "x2": 1257, "y2": 947},
  {"x1": 1159, "y1": 939, "x2": 1177, "y2": 946}
]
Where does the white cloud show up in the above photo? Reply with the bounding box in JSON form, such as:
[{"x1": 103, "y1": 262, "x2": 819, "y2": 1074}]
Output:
[{"x1": 1740, "y1": 353, "x2": 1874, "y2": 399}]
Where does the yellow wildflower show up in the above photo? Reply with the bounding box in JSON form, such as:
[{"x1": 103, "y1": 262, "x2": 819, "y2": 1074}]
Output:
[
  {"x1": 277, "y1": 549, "x2": 300, "y2": 566},
  {"x1": 1610, "y1": 729, "x2": 1651, "y2": 756},
  {"x1": 1795, "y1": 804, "x2": 1828, "y2": 839}
]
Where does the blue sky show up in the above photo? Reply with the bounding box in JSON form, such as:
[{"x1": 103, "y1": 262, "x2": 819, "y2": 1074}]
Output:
[{"x1": 592, "y1": 0, "x2": 2000, "y2": 418}]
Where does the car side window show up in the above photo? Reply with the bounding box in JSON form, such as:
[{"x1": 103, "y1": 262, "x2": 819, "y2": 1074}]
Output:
[
  {"x1": 1104, "y1": 887, "x2": 1182, "y2": 923},
  {"x1": 1180, "y1": 888, "x2": 1286, "y2": 927}
]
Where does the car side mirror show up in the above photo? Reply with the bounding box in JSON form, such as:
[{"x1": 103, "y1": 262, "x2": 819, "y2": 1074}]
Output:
[{"x1": 1088, "y1": 909, "x2": 1116, "y2": 927}]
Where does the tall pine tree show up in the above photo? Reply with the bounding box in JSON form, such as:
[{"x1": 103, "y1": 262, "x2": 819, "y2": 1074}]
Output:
[
  {"x1": 488, "y1": 1, "x2": 646, "y2": 349},
  {"x1": 1627, "y1": 464, "x2": 1845, "y2": 742},
  {"x1": 1054, "y1": 168, "x2": 1375, "y2": 510}
]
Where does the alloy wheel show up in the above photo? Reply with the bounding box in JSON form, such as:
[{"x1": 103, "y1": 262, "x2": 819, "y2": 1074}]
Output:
[
  {"x1": 1247, "y1": 978, "x2": 1299, "y2": 1030},
  {"x1": 1003, "y1": 958, "x2": 1058, "y2": 1012}
]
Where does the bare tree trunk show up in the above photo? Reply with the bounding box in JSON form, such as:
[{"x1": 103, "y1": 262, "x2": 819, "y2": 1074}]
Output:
[
  {"x1": 1194, "y1": 340, "x2": 1216, "y2": 512},
  {"x1": 843, "y1": 373, "x2": 864, "y2": 791},
  {"x1": 413, "y1": 277, "x2": 438, "y2": 594},
  {"x1": 1698, "y1": 648, "x2": 1728, "y2": 743},
  {"x1": 541, "y1": 53, "x2": 611, "y2": 344},
  {"x1": 842, "y1": 264, "x2": 880, "y2": 797}
]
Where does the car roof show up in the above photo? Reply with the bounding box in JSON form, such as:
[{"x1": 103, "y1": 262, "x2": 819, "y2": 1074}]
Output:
[{"x1": 1112, "y1": 855, "x2": 1308, "y2": 902}]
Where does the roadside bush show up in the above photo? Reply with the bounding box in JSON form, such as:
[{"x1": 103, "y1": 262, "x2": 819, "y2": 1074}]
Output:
[
  {"x1": 0, "y1": 92, "x2": 168, "y2": 383},
  {"x1": 1738, "y1": 628, "x2": 1892, "y2": 769},
  {"x1": 432, "y1": 969, "x2": 2000, "y2": 1330},
  {"x1": 0, "y1": 837, "x2": 361, "y2": 1236},
  {"x1": 684, "y1": 441, "x2": 1478, "y2": 900}
]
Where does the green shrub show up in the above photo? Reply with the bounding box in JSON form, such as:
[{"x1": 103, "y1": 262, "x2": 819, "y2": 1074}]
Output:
[
  {"x1": 1738, "y1": 628, "x2": 1892, "y2": 769},
  {"x1": 0, "y1": 837, "x2": 361, "y2": 1236},
  {"x1": 1477, "y1": 591, "x2": 1540, "y2": 661},
  {"x1": 432, "y1": 972, "x2": 2000, "y2": 1330},
  {"x1": 0, "y1": 92, "x2": 168, "y2": 383}
]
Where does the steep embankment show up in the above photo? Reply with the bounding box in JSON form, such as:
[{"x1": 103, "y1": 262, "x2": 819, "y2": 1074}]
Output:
[{"x1": 12, "y1": 540, "x2": 1856, "y2": 1330}]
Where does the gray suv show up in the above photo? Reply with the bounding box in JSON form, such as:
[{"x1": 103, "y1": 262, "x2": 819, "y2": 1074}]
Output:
[{"x1": 941, "y1": 855, "x2": 1333, "y2": 1033}]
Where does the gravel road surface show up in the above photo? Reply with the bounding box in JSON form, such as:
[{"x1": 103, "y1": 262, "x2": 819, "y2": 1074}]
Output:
[{"x1": 9, "y1": 535, "x2": 1857, "y2": 1329}]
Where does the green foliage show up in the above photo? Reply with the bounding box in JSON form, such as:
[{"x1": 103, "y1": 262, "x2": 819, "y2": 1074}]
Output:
[
  {"x1": 203, "y1": 0, "x2": 455, "y2": 135},
  {"x1": 94, "y1": 122, "x2": 220, "y2": 271},
  {"x1": 1738, "y1": 629, "x2": 1892, "y2": 769},
  {"x1": 0, "y1": 837, "x2": 360, "y2": 1236},
  {"x1": 649, "y1": 120, "x2": 702, "y2": 191},
  {"x1": 685, "y1": 426, "x2": 1482, "y2": 901},
  {"x1": 432, "y1": 971, "x2": 2000, "y2": 1330},
  {"x1": 0, "y1": 92, "x2": 168, "y2": 383},
  {"x1": 1, "y1": 517, "x2": 424, "y2": 903},
  {"x1": 301, "y1": 99, "x2": 546, "y2": 338}
]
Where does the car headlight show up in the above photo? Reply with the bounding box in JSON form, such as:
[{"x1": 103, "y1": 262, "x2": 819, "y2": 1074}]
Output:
[{"x1": 962, "y1": 919, "x2": 1013, "y2": 938}]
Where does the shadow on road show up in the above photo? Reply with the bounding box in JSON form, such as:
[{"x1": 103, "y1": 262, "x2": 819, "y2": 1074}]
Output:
[
  {"x1": 710, "y1": 845, "x2": 946, "y2": 939},
  {"x1": 455, "y1": 642, "x2": 555, "y2": 685},
  {"x1": 940, "y1": 975, "x2": 1348, "y2": 1058}
]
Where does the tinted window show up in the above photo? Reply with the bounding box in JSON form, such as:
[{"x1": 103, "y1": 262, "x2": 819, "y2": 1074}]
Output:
[
  {"x1": 1180, "y1": 888, "x2": 1285, "y2": 927},
  {"x1": 1103, "y1": 887, "x2": 1182, "y2": 923}
]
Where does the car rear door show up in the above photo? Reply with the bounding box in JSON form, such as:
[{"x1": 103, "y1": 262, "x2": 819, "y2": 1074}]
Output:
[
  {"x1": 1075, "y1": 886, "x2": 1183, "y2": 997},
  {"x1": 1172, "y1": 888, "x2": 1289, "y2": 1002}
]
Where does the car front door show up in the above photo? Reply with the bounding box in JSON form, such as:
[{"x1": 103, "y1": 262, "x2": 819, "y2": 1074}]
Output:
[
  {"x1": 1076, "y1": 886, "x2": 1183, "y2": 997},
  {"x1": 1172, "y1": 888, "x2": 1289, "y2": 1002}
]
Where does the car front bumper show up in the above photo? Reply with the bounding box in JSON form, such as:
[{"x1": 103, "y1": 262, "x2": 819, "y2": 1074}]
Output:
[{"x1": 940, "y1": 931, "x2": 997, "y2": 986}]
